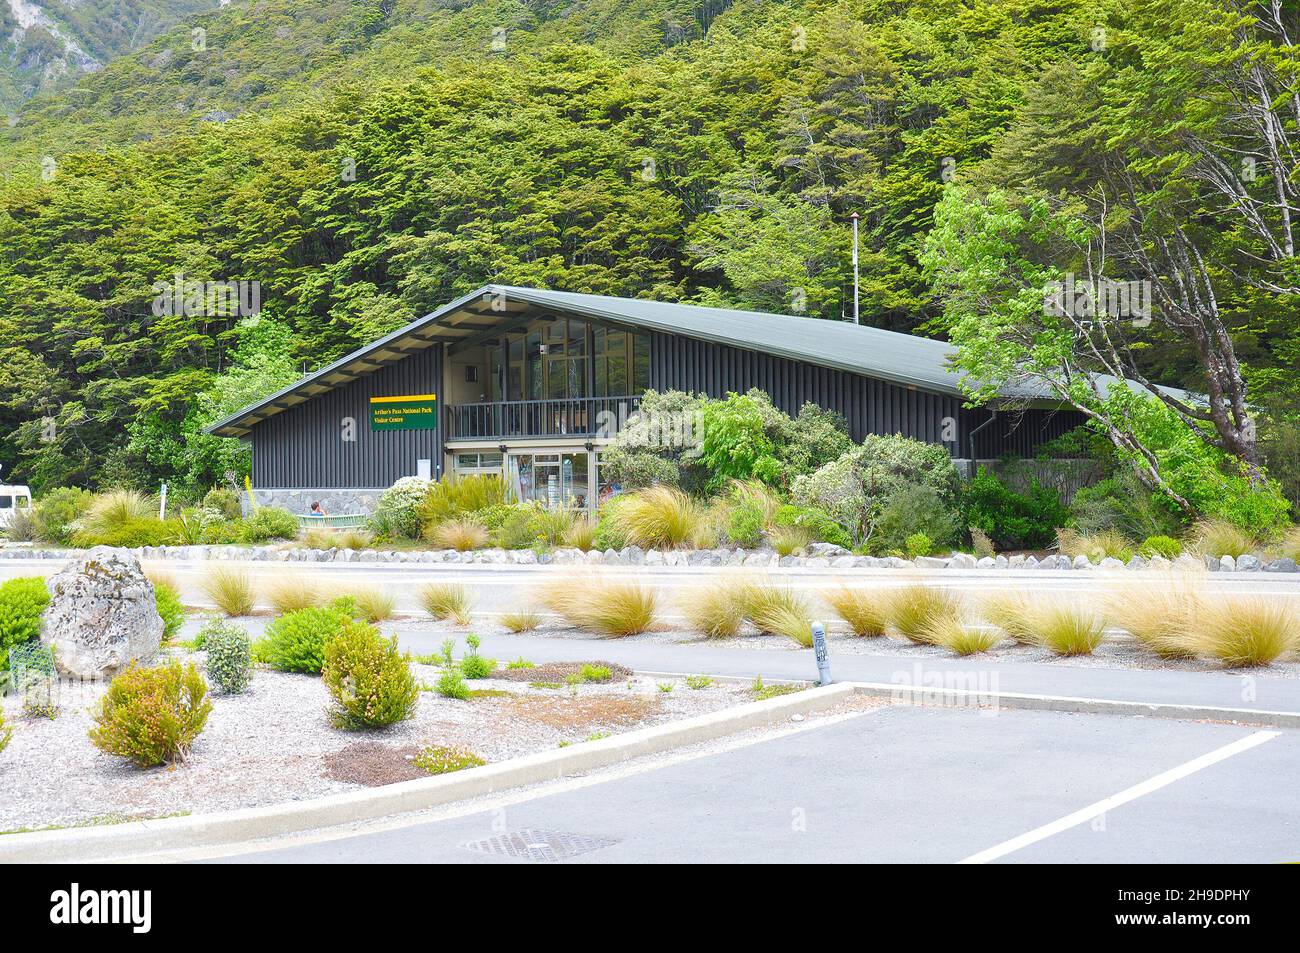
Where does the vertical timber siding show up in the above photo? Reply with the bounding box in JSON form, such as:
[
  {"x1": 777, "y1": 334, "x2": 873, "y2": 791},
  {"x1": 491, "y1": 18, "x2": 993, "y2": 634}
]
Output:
[
  {"x1": 649, "y1": 332, "x2": 1082, "y2": 457},
  {"x1": 251, "y1": 346, "x2": 443, "y2": 488}
]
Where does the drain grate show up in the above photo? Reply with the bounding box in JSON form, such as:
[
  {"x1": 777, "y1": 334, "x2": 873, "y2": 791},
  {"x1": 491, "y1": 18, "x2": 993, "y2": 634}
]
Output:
[{"x1": 462, "y1": 829, "x2": 619, "y2": 863}]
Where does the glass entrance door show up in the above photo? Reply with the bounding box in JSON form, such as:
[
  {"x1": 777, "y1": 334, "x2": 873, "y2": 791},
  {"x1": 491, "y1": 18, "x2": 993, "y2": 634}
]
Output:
[{"x1": 509, "y1": 451, "x2": 593, "y2": 511}]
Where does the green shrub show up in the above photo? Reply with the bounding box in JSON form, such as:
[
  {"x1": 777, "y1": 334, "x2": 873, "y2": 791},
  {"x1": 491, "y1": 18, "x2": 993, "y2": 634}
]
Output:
[
  {"x1": 0, "y1": 707, "x2": 11, "y2": 753},
  {"x1": 791, "y1": 434, "x2": 961, "y2": 546},
  {"x1": 243, "y1": 506, "x2": 299, "y2": 541},
  {"x1": 1068, "y1": 473, "x2": 1181, "y2": 538},
  {"x1": 371, "y1": 476, "x2": 433, "y2": 538},
  {"x1": 1138, "y1": 535, "x2": 1181, "y2": 559},
  {"x1": 726, "y1": 501, "x2": 766, "y2": 547},
  {"x1": 198, "y1": 519, "x2": 249, "y2": 544},
  {"x1": 964, "y1": 468, "x2": 1068, "y2": 550},
  {"x1": 32, "y1": 487, "x2": 94, "y2": 544},
  {"x1": 88, "y1": 661, "x2": 212, "y2": 768},
  {"x1": 202, "y1": 619, "x2": 253, "y2": 694},
  {"x1": 459, "y1": 634, "x2": 495, "y2": 679},
  {"x1": 873, "y1": 485, "x2": 962, "y2": 555},
  {"x1": 432, "y1": 638, "x2": 471, "y2": 699},
  {"x1": 257, "y1": 602, "x2": 354, "y2": 673},
  {"x1": 772, "y1": 504, "x2": 852, "y2": 549},
  {"x1": 201, "y1": 487, "x2": 243, "y2": 520},
  {"x1": 0, "y1": 577, "x2": 50, "y2": 671},
  {"x1": 72, "y1": 517, "x2": 183, "y2": 548},
  {"x1": 153, "y1": 580, "x2": 185, "y2": 641},
  {"x1": 490, "y1": 502, "x2": 576, "y2": 549},
  {"x1": 904, "y1": 532, "x2": 933, "y2": 559},
  {"x1": 322, "y1": 622, "x2": 420, "y2": 729}
]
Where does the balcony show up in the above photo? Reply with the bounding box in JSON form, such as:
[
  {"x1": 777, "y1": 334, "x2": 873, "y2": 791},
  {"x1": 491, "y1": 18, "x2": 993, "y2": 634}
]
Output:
[{"x1": 446, "y1": 395, "x2": 642, "y2": 441}]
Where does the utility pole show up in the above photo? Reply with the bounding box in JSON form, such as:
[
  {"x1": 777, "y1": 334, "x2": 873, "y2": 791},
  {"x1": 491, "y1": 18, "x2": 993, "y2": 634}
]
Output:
[{"x1": 850, "y1": 212, "x2": 860, "y2": 324}]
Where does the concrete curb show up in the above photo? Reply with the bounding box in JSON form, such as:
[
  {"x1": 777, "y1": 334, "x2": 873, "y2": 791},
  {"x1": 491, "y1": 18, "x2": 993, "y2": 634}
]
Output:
[
  {"x1": 0, "y1": 683, "x2": 856, "y2": 864},
  {"x1": 851, "y1": 682, "x2": 1300, "y2": 729}
]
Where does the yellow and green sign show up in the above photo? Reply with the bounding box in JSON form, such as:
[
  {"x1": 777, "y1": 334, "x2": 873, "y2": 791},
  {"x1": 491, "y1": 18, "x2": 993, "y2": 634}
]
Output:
[{"x1": 369, "y1": 393, "x2": 438, "y2": 431}]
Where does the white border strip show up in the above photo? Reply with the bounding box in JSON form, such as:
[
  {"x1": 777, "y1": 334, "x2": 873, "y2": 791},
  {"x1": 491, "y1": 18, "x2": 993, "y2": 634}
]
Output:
[{"x1": 957, "y1": 729, "x2": 1281, "y2": 864}]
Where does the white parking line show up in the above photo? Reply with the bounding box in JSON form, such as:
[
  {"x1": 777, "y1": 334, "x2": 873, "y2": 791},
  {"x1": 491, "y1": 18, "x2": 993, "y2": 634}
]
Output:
[{"x1": 957, "y1": 729, "x2": 1282, "y2": 864}]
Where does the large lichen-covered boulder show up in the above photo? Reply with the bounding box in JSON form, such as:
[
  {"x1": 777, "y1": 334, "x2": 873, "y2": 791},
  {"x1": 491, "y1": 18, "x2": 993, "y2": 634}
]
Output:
[{"x1": 40, "y1": 547, "x2": 163, "y2": 679}]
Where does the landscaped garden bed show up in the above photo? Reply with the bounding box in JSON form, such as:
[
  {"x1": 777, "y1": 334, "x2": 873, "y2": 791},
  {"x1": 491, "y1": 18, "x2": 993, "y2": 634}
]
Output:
[{"x1": 0, "y1": 653, "x2": 765, "y2": 835}]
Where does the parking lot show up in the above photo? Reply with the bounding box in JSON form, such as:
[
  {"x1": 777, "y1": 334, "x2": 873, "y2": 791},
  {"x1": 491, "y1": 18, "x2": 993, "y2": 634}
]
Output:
[{"x1": 208, "y1": 703, "x2": 1297, "y2": 864}]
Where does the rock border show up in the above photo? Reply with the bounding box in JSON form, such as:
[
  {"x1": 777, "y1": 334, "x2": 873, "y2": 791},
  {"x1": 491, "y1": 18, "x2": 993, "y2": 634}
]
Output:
[{"x1": 1, "y1": 542, "x2": 1296, "y2": 573}]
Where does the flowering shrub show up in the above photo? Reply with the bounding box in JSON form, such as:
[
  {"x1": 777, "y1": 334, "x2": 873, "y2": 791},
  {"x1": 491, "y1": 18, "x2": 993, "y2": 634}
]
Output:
[
  {"x1": 373, "y1": 476, "x2": 433, "y2": 538},
  {"x1": 322, "y1": 622, "x2": 419, "y2": 729},
  {"x1": 88, "y1": 661, "x2": 213, "y2": 767}
]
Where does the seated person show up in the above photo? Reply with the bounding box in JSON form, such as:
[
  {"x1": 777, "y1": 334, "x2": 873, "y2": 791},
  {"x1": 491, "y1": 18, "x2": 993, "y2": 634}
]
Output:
[{"x1": 308, "y1": 501, "x2": 328, "y2": 517}]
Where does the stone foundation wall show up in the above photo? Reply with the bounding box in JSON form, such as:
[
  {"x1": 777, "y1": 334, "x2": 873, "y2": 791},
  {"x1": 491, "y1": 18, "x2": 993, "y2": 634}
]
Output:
[{"x1": 253, "y1": 488, "x2": 383, "y2": 516}]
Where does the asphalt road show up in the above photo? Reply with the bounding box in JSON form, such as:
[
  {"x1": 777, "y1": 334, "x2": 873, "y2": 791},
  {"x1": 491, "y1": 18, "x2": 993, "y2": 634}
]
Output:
[{"x1": 205, "y1": 705, "x2": 1298, "y2": 864}]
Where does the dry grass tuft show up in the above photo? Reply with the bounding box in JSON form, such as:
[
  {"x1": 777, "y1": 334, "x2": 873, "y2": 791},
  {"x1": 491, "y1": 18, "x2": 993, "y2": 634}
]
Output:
[
  {"x1": 538, "y1": 578, "x2": 658, "y2": 637},
  {"x1": 978, "y1": 591, "x2": 1040, "y2": 644},
  {"x1": 500, "y1": 610, "x2": 542, "y2": 633},
  {"x1": 1103, "y1": 578, "x2": 1198, "y2": 658},
  {"x1": 609, "y1": 485, "x2": 704, "y2": 549},
  {"x1": 929, "y1": 619, "x2": 1002, "y2": 656},
  {"x1": 771, "y1": 524, "x2": 813, "y2": 557},
  {"x1": 825, "y1": 588, "x2": 889, "y2": 637},
  {"x1": 1189, "y1": 519, "x2": 1256, "y2": 559},
  {"x1": 429, "y1": 518, "x2": 489, "y2": 552},
  {"x1": 562, "y1": 518, "x2": 597, "y2": 552},
  {"x1": 1185, "y1": 595, "x2": 1300, "y2": 667},
  {"x1": 1028, "y1": 600, "x2": 1106, "y2": 655},
  {"x1": 263, "y1": 574, "x2": 323, "y2": 615},
  {"x1": 419, "y1": 583, "x2": 471, "y2": 625},
  {"x1": 347, "y1": 585, "x2": 397, "y2": 622},
  {"x1": 885, "y1": 585, "x2": 963, "y2": 645},
  {"x1": 201, "y1": 566, "x2": 255, "y2": 617},
  {"x1": 1056, "y1": 528, "x2": 1134, "y2": 563},
  {"x1": 737, "y1": 582, "x2": 814, "y2": 647},
  {"x1": 680, "y1": 585, "x2": 745, "y2": 639}
]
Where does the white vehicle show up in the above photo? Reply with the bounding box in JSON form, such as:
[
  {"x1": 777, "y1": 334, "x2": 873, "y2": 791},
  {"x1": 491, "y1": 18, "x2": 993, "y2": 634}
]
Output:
[{"x1": 0, "y1": 484, "x2": 33, "y2": 530}]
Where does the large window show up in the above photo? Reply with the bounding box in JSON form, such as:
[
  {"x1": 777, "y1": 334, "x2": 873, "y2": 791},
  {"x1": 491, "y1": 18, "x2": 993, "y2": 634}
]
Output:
[{"x1": 486, "y1": 319, "x2": 651, "y2": 402}]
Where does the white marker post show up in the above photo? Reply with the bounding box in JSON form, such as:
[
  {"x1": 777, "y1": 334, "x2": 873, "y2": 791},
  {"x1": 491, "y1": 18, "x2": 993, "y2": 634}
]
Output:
[{"x1": 811, "y1": 621, "x2": 832, "y2": 685}]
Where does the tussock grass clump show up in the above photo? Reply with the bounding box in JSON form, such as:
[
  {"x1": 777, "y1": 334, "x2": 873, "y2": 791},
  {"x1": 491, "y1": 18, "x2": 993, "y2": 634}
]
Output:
[
  {"x1": 500, "y1": 610, "x2": 541, "y2": 633},
  {"x1": 771, "y1": 524, "x2": 812, "y2": 557},
  {"x1": 825, "y1": 588, "x2": 888, "y2": 637},
  {"x1": 1275, "y1": 526, "x2": 1300, "y2": 563},
  {"x1": 978, "y1": 591, "x2": 1039, "y2": 645},
  {"x1": 930, "y1": 619, "x2": 1001, "y2": 656},
  {"x1": 201, "y1": 566, "x2": 255, "y2": 617},
  {"x1": 609, "y1": 485, "x2": 704, "y2": 549},
  {"x1": 81, "y1": 489, "x2": 153, "y2": 537},
  {"x1": 1189, "y1": 519, "x2": 1256, "y2": 559},
  {"x1": 264, "y1": 575, "x2": 323, "y2": 615},
  {"x1": 885, "y1": 585, "x2": 962, "y2": 645},
  {"x1": 563, "y1": 518, "x2": 597, "y2": 552},
  {"x1": 1185, "y1": 596, "x2": 1299, "y2": 667},
  {"x1": 1056, "y1": 528, "x2": 1134, "y2": 563},
  {"x1": 1029, "y1": 601, "x2": 1106, "y2": 656},
  {"x1": 680, "y1": 585, "x2": 746, "y2": 639},
  {"x1": 538, "y1": 578, "x2": 657, "y2": 637},
  {"x1": 737, "y1": 582, "x2": 814, "y2": 647},
  {"x1": 419, "y1": 583, "x2": 471, "y2": 625},
  {"x1": 429, "y1": 518, "x2": 489, "y2": 552},
  {"x1": 348, "y1": 585, "x2": 396, "y2": 623},
  {"x1": 1104, "y1": 579, "x2": 1198, "y2": 658}
]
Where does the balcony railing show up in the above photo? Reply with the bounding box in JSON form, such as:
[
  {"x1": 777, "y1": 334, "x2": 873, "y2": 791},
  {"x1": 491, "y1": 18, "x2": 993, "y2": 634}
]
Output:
[{"x1": 446, "y1": 395, "x2": 642, "y2": 441}]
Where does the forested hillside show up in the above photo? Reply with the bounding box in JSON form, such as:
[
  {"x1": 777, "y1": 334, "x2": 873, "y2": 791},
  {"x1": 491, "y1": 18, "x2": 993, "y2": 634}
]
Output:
[
  {"x1": 0, "y1": 0, "x2": 1296, "y2": 519},
  {"x1": 0, "y1": 0, "x2": 218, "y2": 113}
]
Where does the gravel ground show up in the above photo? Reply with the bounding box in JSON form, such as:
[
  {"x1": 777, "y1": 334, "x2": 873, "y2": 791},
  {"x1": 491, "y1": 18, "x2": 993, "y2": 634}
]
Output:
[
  {"x1": 0, "y1": 652, "x2": 762, "y2": 834},
  {"x1": 388, "y1": 615, "x2": 1300, "y2": 678}
]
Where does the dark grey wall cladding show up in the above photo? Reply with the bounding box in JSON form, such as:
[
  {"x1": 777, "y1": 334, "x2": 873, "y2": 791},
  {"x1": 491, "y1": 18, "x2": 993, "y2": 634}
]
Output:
[
  {"x1": 650, "y1": 332, "x2": 1082, "y2": 457},
  {"x1": 251, "y1": 346, "x2": 443, "y2": 489}
]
